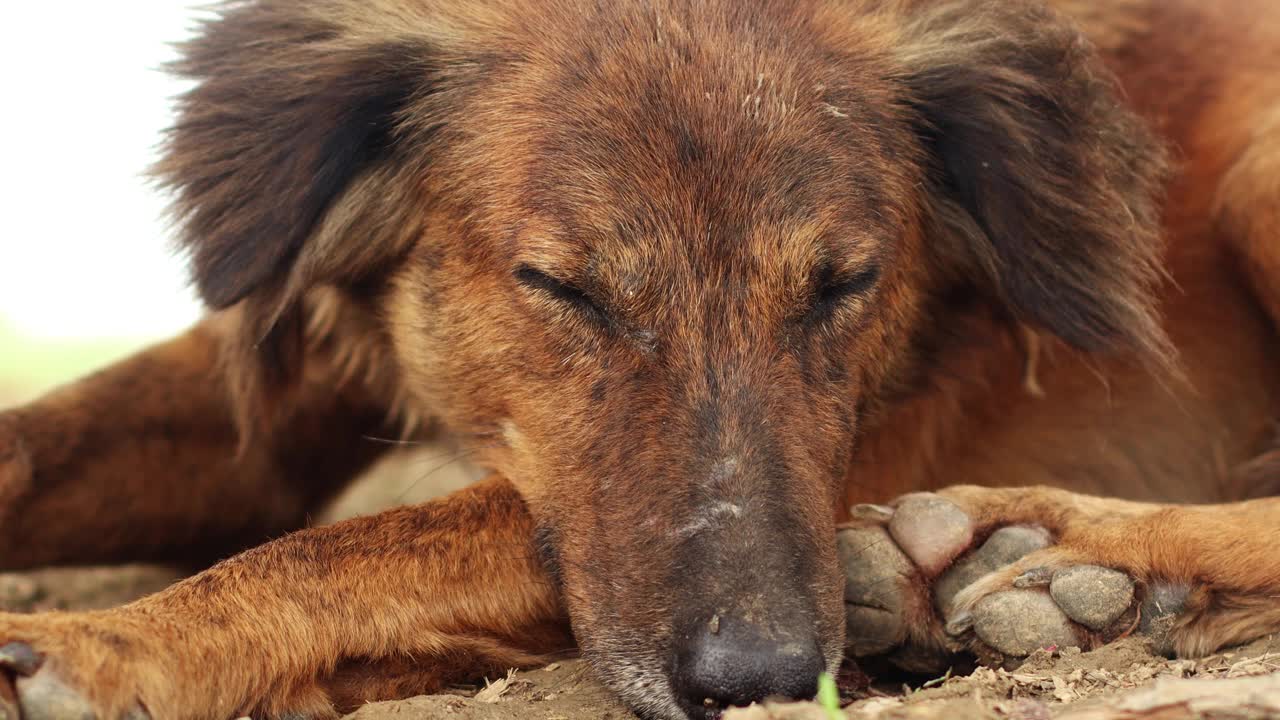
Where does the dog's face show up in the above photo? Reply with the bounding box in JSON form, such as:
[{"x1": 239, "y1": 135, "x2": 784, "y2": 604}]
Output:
[
  {"x1": 384, "y1": 14, "x2": 936, "y2": 715},
  {"x1": 160, "y1": 1, "x2": 1169, "y2": 717},
  {"x1": 396, "y1": 27, "x2": 927, "y2": 715}
]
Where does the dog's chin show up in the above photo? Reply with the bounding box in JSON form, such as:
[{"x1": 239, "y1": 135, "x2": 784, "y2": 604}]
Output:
[{"x1": 586, "y1": 646, "x2": 689, "y2": 720}]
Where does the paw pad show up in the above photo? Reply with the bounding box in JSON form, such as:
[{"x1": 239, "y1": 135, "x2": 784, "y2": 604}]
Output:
[
  {"x1": 971, "y1": 590, "x2": 1076, "y2": 657},
  {"x1": 838, "y1": 526, "x2": 912, "y2": 657},
  {"x1": 1048, "y1": 565, "x2": 1135, "y2": 630},
  {"x1": 887, "y1": 494, "x2": 972, "y2": 576}
]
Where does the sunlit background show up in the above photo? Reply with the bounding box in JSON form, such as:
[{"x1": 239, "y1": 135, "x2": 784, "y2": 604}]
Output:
[{"x1": 1, "y1": 3, "x2": 204, "y2": 403}]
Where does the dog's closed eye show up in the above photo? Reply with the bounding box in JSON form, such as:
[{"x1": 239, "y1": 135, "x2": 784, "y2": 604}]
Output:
[
  {"x1": 806, "y1": 263, "x2": 881, "y2": 326},
  {"x1": 515, "y1": 265, "x2": 612, "y2": 325}
]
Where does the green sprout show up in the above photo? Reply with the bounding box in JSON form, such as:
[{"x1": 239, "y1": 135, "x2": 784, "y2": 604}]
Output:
[{"x1": 817, "y1": 671, "x2": 841, "y2": 719}]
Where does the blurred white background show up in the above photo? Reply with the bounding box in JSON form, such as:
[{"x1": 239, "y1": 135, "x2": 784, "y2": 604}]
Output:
[{"x1": 1, "y1": 3, "x2": 205, "y2": 398}]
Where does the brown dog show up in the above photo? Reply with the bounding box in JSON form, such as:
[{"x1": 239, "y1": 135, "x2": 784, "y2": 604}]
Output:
[{"x1": 2, "y1": 0, "x2": 1278, "y2": 718}]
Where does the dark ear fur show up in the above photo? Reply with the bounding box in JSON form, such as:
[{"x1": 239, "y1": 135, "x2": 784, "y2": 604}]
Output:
[
  {"x1": 898, "y1": 1, "x2": 1173, "y2": 362},
  {"x1": 157, "y1": 1, "x2": 437, "y2": 309},
  {"x1": 155, "y1": 1, "x2": 462, "y2": 440}
]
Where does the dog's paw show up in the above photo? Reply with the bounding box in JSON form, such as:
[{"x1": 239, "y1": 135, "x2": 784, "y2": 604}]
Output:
[
  {"x1": 0, "y1": 612, "x2": 155, "y2": 720},
  {"x1": 0, "y1": 610, "x2": 348, "y2": 720},
  {"x1": 838, "y1": 489, "x2": 1181, "y2": 671}
]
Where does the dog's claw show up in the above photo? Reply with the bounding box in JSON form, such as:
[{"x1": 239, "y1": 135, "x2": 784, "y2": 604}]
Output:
[
  {"x1": 850, "y1": 503, "x2": 895, "y2": 522},
  {"x1": 0, "y1": 644, "x2": 41, "y2": 677},
  {"x1": 1012, "y1": 567, "x2": 1054, "y2": 589},
  {"x1": 945, "y1": 612, "x2": 973, "y2": 636}
]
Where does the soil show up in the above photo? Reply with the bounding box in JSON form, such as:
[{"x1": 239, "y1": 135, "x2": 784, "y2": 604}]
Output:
[
  {"x1": 2, "y1": 450, "x2": 1278, "y2": 720},
  {"x1": 5, "y1": 563, "x2": 1278, "y2": 720},
  {"x1": 334, "y1": 634, "x2": 1280, "y2": 720}
]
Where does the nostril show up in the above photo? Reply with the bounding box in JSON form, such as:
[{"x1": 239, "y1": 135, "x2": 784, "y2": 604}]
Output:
[{"x1": 673, "y1": 615, "x2": 823, "y2": 714}]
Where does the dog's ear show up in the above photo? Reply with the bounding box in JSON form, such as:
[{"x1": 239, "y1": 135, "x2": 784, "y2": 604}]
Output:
[
  {"x1": 897, "y1": 2, "x2": 1173, "y2": 361},
  {"x1": 157, "y1": 1, "x2": 449, "y2": 309}
]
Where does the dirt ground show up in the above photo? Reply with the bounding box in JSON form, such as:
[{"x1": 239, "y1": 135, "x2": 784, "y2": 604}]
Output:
[{"x1": 3, "y1": 449, "x2": 1279, "y2": 720}]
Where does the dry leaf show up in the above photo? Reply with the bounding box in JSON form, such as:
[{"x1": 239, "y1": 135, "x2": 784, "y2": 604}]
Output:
[{"x1": 475, "y1": 669, "x2": 518, "y2": 703}]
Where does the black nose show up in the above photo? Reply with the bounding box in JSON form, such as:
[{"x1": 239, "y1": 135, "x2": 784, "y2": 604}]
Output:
[{"x1": 672, "y1": 615, "x2": 824, "y2": 715}]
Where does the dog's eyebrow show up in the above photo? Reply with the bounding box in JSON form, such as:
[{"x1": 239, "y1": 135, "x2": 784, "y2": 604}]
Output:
[{"x1": 813, "y1": 260, "x2": 882, "y2": 296}]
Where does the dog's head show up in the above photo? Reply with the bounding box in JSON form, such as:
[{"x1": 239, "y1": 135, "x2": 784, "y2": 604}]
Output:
[{"x1": 160, "y1": 1, "x2": 1168, "y2": 717}]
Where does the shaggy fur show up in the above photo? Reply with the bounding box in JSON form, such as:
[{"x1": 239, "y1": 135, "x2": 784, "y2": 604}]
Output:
[{"x1": 1, "y1": 0, "x2": 1278, "y2": 718}]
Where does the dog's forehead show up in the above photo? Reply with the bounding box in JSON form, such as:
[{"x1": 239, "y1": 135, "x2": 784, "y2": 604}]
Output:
[{"x1": 466, "y1": 2, "x2": 914, "y2": 272}]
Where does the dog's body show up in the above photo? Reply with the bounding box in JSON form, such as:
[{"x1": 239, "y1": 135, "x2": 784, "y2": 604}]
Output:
[
  {"x1": 851, "y1": 1, "x2": 1280, "y2": 509},
  {"x1": 1, "y1": 0, "x2": 1278, "y2": 718}
]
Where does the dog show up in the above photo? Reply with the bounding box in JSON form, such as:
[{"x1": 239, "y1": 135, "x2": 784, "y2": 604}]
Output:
[{"x1": 1, "y1": 0, "x2": 1278, "y2": 718}]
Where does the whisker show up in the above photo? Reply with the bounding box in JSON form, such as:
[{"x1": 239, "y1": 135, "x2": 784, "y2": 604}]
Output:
[
  {"x1": 392, "y1": 444, "x2": 499, "y2": 504},
  {"x1": 361, "y1": 434, "x2": 428, "y2": 446}
]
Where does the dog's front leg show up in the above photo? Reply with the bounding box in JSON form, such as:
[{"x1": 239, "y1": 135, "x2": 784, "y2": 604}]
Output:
[
  {"x1": 0, "y1": 313, "x2": 401, "y2": 570},
  {"x1": 0, "y1": 475, "x2": 569, "y2": 720}
]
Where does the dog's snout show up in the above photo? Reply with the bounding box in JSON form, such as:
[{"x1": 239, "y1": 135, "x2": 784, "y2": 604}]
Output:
[{"x1": 672, "y1": 615, "x2": 823, "y2": 716}]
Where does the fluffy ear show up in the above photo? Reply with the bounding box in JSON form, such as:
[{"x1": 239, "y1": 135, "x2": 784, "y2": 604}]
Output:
[
  {"x1": 156, "y1": 1, "x2": 446, "y2": 309},
  {"x1": 897, "y1": 2, "x2": 1173, "y2": 361}
]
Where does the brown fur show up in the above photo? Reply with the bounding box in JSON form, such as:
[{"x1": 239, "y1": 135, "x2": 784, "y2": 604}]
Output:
[{"x1": 1, "y1": 0, "x2": 1278, "y2": 718}]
